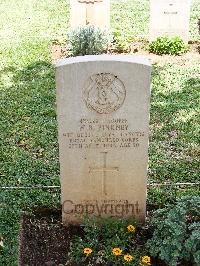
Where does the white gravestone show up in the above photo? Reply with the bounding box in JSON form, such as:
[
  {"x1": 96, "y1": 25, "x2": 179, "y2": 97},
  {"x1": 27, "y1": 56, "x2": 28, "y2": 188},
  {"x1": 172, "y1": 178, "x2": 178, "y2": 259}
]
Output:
[
  {"x1": 70, "y1": 0, "x2": 110, "y2": 29},
  {"x1": 149, "y1": 0, "x2": 191, "y2": 43},
  {"x1": 56, "y1": 55, "x2": 151, "y2": 224}
]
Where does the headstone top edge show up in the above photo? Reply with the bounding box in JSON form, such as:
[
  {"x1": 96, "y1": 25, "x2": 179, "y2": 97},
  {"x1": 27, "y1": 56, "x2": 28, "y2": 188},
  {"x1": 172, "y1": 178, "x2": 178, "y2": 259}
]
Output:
[{"x1": 56, "y1": 55, "x2": 151, "y2": 68}]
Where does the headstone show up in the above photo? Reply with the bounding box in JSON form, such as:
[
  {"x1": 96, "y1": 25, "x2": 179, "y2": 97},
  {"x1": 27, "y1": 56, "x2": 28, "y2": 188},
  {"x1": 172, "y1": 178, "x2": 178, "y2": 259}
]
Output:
[
  {"x1": 149, "y1": 0, "x2": 191, "y2": 43},
  {"x1": 56, "y1": 55, "x2": 151, "y2": 224},
  {"x1": 70, "y1": 0, "x2": 110, "y2": 29}
]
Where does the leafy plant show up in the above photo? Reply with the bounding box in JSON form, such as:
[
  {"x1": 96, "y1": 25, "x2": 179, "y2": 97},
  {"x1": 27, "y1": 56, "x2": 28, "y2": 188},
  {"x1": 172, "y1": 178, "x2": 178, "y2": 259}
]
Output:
[
  {"x1": 68, "y1": 217, "x2": 151, "y2": 265},
  {"x1": 148, "y1": 36, "x2": 188, "y2": 55},
  {"x1": 146, "y1": 196, "x2": 200, "y2": 266},
  {"x1": 112, "y1": 28, "x2": 134, "y2": 52},
  {"x1": 67, "y1": 26, "x2": 111, "y2": 56}
]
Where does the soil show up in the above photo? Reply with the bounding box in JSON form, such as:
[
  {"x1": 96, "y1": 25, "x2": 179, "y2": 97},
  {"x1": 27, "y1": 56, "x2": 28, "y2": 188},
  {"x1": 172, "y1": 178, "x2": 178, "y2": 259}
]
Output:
[
  {"x1": 19, "y1": 207, "x2": 193, "y2": 266},
  {"x1": 19, "y1": 207, "x2": 160, "y2": 266},
  {"x1": 128, "y1": 41, "x2": 200, "y2": 66},
  {"x1": 50, "y1": 41, "x2": 200, "y2": 66},
  {"x1": 19, "y1": 208, "x2": 82, "y2": 266}
]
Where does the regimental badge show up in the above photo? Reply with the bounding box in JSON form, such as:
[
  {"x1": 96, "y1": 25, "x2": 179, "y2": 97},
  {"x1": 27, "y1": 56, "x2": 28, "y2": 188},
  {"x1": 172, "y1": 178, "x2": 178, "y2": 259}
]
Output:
[{"x1": 83, "y1": 73, "x2": 126, "y2": 114}]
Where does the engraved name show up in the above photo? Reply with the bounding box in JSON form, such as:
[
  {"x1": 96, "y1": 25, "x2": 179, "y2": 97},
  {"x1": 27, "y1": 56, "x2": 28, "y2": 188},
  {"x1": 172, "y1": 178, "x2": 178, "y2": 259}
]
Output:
[{"x1": 63, "y1": 118, "x2": 145, "y2": 149}]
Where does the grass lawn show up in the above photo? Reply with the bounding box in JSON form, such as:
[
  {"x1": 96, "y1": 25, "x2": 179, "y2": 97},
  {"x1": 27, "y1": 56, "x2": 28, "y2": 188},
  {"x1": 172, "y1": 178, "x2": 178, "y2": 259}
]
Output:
[{"x1": 0, "y1": 0, "x2": 200, "y2": 264}]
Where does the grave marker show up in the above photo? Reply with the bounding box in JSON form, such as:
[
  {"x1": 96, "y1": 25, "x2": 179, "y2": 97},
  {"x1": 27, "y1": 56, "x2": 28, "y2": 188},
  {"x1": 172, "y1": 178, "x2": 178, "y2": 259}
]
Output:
[
  {"x1": 70, "y1": 0, "x2": 110, "y2": 29},
  {"x1": 56, "y1": 55, "x2": 151, "y2": 224},
  {"x1": 149, "y1": 0, "x2": 191, "y2": 43}
]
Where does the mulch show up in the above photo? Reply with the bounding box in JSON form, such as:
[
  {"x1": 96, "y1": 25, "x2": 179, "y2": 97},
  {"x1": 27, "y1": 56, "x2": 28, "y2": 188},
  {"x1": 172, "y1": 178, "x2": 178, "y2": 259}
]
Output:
[
  {"x1": 50, "y1": 41, "x2": 200, "y2": 66},
  {"x1": 19, "y1": 208, "x2": 82, "y2": 266}
]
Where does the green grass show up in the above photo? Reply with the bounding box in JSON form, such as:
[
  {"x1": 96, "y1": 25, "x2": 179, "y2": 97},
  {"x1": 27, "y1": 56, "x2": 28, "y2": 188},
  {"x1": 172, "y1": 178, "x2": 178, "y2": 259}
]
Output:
[
  {"x1": 0, "y1": 0, "x2": 200, "y2": 265},
  {"x1": 149, "y1": 63, "x2": 200, "y2": 183}
]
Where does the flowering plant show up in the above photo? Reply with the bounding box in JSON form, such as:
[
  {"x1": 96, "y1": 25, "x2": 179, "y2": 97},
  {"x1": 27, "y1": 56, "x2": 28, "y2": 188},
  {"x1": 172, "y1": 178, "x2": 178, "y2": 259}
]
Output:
[{"x1": 68, "y1": 217, "x2": 151, "y2": 265}]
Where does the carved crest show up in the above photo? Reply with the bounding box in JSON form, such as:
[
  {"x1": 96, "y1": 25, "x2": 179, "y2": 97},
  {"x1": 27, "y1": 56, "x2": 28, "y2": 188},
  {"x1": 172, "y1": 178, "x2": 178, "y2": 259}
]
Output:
[
  {"x1": 78, "y1": 0, "x2": 103, "y2": 3},
  {"x1": 83, "y1": 73, "x2": 126, "y2": 114}
]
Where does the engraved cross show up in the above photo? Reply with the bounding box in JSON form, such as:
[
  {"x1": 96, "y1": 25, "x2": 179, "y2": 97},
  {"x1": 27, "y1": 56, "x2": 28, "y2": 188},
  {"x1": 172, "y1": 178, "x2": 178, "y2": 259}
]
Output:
[
  {"x1": 89, "y1": 151, "x2": 119, "y2": 195},
  {"x1": 164, "y1": 4, "x2": 178, "y2": 28},
  {"x1": 78, "y1": 0, "x2": 103, "y2": 24}
]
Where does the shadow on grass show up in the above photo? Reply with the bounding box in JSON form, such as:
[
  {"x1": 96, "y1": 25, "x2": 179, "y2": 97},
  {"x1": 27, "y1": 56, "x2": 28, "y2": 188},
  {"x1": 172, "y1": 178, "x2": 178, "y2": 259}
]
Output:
[
  {"x1": 149, "y1": 64, "x2": 200, "y2": 183},
  {"x1": 0, "y1": 61, "x2": 59, "y2": 187}
]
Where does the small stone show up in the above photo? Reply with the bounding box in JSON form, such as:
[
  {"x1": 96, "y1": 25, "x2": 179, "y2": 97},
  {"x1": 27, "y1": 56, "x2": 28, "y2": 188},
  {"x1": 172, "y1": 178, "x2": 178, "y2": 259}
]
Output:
[{"x1": 44, "y1": 261, "x2": 56, "y2": 266}]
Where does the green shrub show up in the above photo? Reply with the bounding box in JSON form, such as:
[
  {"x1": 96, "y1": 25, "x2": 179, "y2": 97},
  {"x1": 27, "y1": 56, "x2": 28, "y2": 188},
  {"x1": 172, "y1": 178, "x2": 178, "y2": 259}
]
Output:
[
  {"x1": 148, "y1": 36, "x2": 188, "y2": 55},
  {"x1": 67, "y1": 26, "x2": 111, "y2": 56},
  {"x1": 146, "y1": 196, "x2": 200, "y2": 266}
]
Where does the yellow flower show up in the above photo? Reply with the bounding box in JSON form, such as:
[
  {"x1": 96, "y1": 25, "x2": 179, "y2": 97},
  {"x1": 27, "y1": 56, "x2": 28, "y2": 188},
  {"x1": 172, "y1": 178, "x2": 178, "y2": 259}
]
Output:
[
  {"x1": 112, "y1": 247, "x2": 123, "y2": 256},
  {"x1": 141, "y1": 255, "x2": 151, "y2": 265},
  {"x1": 83, "y1": 247, "x2": 93, "y2": 255},
  {"x1": 127, "y1": 225, "x2": 136, "y2": 232},
  {"x1": 124, "y1": 254, "x2": 134, "y2": 262}
]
